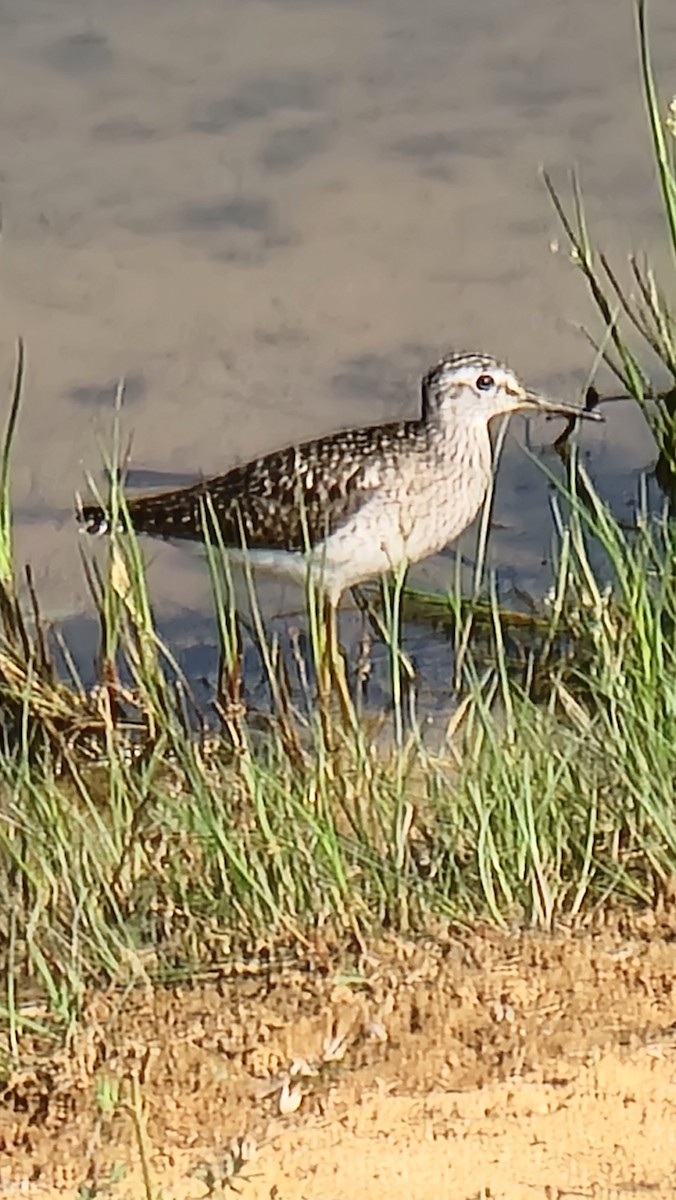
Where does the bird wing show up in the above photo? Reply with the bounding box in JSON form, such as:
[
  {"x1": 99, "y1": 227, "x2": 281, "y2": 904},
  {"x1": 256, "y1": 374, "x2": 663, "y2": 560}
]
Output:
[{"x1": 85, "y1": 422, "x2": 412, "y2": 550}]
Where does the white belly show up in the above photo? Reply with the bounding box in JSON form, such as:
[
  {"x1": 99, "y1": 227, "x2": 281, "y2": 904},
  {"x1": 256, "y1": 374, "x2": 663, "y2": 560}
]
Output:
[
  {"x1": 309, "y1": 471, "x2": 490, "y2": 602},
  {"x1": 223, "y1": 446, "x2": 492, "y2": 604}
]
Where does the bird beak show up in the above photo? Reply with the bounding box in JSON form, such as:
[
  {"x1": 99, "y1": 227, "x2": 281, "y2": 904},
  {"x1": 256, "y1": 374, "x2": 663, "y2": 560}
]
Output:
[{"x1": 517, "y1": 389, "x2": 603, "y2": 421}]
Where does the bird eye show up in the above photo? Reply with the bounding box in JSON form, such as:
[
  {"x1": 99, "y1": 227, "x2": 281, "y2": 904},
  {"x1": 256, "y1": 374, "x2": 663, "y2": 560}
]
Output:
[{"x1": 476, "y1": 373, "x2": 494, "y2": 391}]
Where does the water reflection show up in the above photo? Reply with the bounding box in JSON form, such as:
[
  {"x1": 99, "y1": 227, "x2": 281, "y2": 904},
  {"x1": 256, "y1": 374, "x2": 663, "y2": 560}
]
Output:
[{"x1": 0, "y1": 0, "x2": 673, "y2": 704}]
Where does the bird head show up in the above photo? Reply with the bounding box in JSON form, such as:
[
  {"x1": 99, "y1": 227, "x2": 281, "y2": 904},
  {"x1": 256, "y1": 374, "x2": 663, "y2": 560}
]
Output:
[{"x1": 422, "y1": 352, "x2": 602, "y2": 427}]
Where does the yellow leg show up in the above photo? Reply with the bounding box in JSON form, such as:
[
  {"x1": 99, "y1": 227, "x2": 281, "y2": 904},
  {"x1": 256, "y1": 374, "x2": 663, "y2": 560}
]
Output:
[{"x1": 318, "y1": 597, "x2": 354, "y2": 729}]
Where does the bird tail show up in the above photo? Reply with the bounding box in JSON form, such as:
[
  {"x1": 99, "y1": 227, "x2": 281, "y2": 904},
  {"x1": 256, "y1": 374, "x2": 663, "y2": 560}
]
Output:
[
  {"x1": 76, "y1": 486, "x2": 206, "y2": 542},
  {"x1": 76, "y1": 496, "x2": 116, "y2": 536}
]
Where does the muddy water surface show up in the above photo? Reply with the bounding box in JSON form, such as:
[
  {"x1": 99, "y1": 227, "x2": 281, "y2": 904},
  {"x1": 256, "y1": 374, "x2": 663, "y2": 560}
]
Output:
[{"x1": 0, "y1": 0, "x2": 673, "y2": 688}]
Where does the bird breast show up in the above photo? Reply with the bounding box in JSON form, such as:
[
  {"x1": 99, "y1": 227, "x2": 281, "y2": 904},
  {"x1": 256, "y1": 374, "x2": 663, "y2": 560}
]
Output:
[
  {"x1": 395, "y1": 440, "x2": 492, "y2": 562},
  {"x1": 315, "y1": 424, "x2": 493, "y2": 594}
]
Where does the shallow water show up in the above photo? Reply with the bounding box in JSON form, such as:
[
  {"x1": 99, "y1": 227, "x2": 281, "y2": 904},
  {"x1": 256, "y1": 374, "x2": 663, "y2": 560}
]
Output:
[{"x1": 0, "y1": 0, "x2": 673, "y2": 694}]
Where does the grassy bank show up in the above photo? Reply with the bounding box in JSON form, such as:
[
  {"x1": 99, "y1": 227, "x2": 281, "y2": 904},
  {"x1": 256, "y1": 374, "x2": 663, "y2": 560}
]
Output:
[{"x1": 1, "y1": 0, "x2": 675, "y2": 1066}]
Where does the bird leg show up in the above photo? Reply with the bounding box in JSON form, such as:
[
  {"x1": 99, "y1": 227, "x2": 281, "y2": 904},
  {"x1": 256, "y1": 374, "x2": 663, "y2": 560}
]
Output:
[{"x1": 317, "y1": 596, "x2": 354, "y2": 729}]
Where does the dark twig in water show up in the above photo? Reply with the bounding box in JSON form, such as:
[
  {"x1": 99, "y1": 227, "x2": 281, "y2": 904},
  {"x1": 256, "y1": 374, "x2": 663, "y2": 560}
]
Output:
[
  {"x1": 553, "y1": 379, "x2": 676, "y2": 512},
  {"x1": 553, "y1": 385, "x2": 604, "y2": 453}
]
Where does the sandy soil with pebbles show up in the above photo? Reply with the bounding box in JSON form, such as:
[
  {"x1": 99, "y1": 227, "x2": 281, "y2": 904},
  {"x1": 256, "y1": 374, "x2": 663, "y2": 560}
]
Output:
[{"x1": 3, "y1": 920, "x2": 676, "y2": 1197}]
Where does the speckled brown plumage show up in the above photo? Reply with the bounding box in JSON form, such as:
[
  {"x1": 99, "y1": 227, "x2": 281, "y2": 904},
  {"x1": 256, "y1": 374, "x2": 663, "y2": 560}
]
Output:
[
  {"x1": 79, "y1": 351, "x2": 600, "y2": 602},
  {"x1": 81, "y1": 419, "x2": 435, "y2": 550}
]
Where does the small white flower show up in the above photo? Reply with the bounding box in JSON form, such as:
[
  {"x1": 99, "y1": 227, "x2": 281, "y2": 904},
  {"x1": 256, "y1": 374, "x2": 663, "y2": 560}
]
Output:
[
  {"x1": 278, "y1": 1080, "x2": 303, "y2": 1114},
  {"x1": 322, "y1": 1032, "x2": 349, "y2": 1062},
  {"x1": 363, "y1": 1020, "x2": 389, "y2": 1043}
]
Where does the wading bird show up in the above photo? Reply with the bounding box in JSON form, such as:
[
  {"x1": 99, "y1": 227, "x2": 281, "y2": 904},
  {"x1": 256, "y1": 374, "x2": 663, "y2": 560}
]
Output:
[{"x1": 79, "y1": 351, "x2": 601, "y2": 714}]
